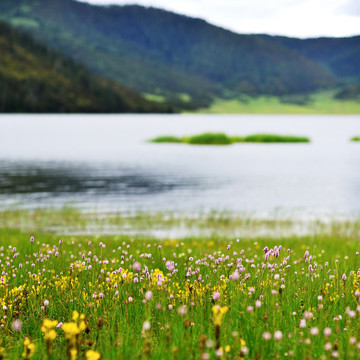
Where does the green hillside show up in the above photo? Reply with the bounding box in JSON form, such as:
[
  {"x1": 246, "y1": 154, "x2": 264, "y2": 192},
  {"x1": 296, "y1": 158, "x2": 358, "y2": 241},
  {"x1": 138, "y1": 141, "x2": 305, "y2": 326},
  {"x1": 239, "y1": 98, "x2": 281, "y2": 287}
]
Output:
[
  {"x1": 0, "y1": 0, "x2": 359, "y2": 112},
  {"x1": 0, "y1": 21, "x2": 170, "y2": 113},
  {"x1": 1, "y1": 0, "x2": 356, "y2": 111}
]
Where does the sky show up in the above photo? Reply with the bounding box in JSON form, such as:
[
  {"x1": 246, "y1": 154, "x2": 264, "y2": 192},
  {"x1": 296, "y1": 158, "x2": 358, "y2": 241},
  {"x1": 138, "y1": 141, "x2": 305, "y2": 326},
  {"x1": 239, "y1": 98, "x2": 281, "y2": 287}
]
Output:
[{"x1": 79, "y1": 0, "x2": 360, "y2": 38}]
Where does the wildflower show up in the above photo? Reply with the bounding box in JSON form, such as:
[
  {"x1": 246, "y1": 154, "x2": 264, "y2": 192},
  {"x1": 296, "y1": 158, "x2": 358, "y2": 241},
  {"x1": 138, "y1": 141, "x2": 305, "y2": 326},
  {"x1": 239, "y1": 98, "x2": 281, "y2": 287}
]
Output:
[
  {"x1": 44, "y1": 300, "x2": 49, "y2": 307},
  {"x1": 342, "y1": 274, "x2": 347, "y2": 281},
  {"x1": 12, "y1": 319, "x2": 22, "y2": 332},
  {"x1": 72, "y1": 311, "x2": 79, "y2": 321},
  {"x1": 41, "y1": 318, "x2": 58, "y2": 355},
  {"x1": 310, "y1": 327, "x2": 319, "y2": 336},
  {"x1": 86, "y1": 350, "x2": 101, "y2": 360},
  {"x1": 274, "y1": 331, "x2": 283, "y2": 341},
  {"x1": 215, "y1": 348, "x2": 223, "y2": 357},
  {"x1": 62, "y1": 322, "x2": 80, "y2": 337},
  {"x1": 145, "y1": 290, "x2": 153, "y2": 301},
  {"x1": 323, "y1": 328, "x2": 332, "y2": 336},
  {"x1": 299, "y1": 319, "x2": 306, "y2": 328},
  {"x1": 212, "y1": 292, "x2": 220, "y2": 301},
  {"x1": 232, "y1": 270, "x2": 240, "y2": 281},
  {"x1": 143, "y1": 321, "x2": 151, "y2": 331},
  {"x1": 262, "y1": 332, "x2": 271, "y2": 341},
  {"x1": 22, "y1": 338, "x2": 36, "y2": 359},
  {"x1": 178, "y1": 305, "x2": 187, "y2": 316},
  {"x1": 349, "y1": 337, "x2": 356, "y2": 345},
  {"x1": 212, "y1": 305, "x2": 228, "y2": 326}
]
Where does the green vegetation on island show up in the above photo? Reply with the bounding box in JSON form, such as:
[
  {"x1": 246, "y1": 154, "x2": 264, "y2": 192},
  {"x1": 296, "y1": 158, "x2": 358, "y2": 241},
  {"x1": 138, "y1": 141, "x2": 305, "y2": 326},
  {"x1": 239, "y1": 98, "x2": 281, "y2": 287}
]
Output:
[
  {"x1": 351, "y1": 136, "x2": 360, "y2": 141},
  {"x1": 150, "y1": 133, "x2": 310, "y2": 145}
]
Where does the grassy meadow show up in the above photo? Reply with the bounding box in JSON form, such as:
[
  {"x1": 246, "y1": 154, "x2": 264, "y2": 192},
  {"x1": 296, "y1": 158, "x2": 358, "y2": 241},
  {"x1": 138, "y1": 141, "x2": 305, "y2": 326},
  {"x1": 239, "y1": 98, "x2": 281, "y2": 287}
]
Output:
[
  {"x1": 193, "y1": 91, "x2": 360, "y2": 114},
  {"x1": 0, "y1": 209, "x2": 359, "y2": 359}
]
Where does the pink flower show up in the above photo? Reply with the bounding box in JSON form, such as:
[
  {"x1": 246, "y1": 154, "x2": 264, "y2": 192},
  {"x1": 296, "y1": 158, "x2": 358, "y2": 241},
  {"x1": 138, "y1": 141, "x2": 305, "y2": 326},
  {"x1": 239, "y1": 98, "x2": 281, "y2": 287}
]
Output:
[
  {"x1": 212, "y1": 292, "x2": 220, "y2": 301},
  {"x1": 12, "y1": 319, "x2": 22, "y2": 332},
  {"x1": 145, "y1": 290, "x2": 153, "y2": 301},
  {"x1": 310, "y1": 327, "x2": 319, "y2": 336},
  {"x1": 274, "y1": 331, "x2": 283, "y2": 341}
]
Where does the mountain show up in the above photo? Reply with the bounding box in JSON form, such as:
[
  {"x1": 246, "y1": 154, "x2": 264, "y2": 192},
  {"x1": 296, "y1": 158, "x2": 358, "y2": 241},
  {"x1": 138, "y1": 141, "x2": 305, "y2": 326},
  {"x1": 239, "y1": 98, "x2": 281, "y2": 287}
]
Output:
[
  {"x1": 0, "y1": 21, "x2": 170, "y2": 113},
  {"x1": 0, "y1": 0, "x2": 359, "y2": 109},
  {"x1": 271, "y1": 36, "x2": 360, "y2": 81}
]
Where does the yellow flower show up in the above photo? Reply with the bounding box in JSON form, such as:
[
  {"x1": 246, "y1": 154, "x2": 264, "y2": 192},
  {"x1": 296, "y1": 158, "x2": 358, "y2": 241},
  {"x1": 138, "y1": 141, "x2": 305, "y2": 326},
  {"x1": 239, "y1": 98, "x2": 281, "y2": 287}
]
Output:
[
  {"x1": 70, "y1": 348, "x2": 78, "y2": 360},
  {"x1": 72, "y1": 311, "x2": 79, "y2": 321},
  {"x1": 86, "y1": 350, "x2": 102, "y2": 360},
  {"x1": 240, "y1": 338, "x2": 246, "y2": 347},
  {"x1": 22, "y1": 338, "x2": 36, "y2": 359},
  {"x1": 45, "y1": 329, "x2": 57, "y2": 341},
  {"x1": 62, "y1": 322, "x2": 80, "y2": 337},
  {"x1": 225, "y1": 345, "x2": 231, "y2": 352},
  {"x1": 79, "y1": 320, "x2": 87, "y2": 331},
  {"x1": 212, "y1": 305, "x2": 229, "y2": 326},
  {"x1": 43, "y1": 319, "x2": 58, "y2": 328}
]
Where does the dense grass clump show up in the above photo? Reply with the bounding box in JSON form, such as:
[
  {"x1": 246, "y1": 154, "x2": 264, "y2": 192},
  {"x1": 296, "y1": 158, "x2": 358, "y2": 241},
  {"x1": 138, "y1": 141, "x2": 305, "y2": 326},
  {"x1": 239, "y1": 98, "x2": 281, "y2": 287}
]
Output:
[
  {"x1": 150, "y1": 136, "x2": 182, "y2": 143},
  {"x1": 185, "y1": 133, "x2": 233, "y2": 145},
  {"x1": 351, "y1": 136, "x2": 360, "y2": 141},
  {"x1": 242, "y1": 134, "x2": 310, "y2": 143},
  {"x1": 150, "y1": 133, "x2": 310, "y2": 145}
]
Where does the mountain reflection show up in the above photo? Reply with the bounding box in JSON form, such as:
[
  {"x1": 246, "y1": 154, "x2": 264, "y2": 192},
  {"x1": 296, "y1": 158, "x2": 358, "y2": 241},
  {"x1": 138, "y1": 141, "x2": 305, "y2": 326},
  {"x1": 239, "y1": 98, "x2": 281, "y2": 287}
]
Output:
[{"x1": 0, "y1": 161, "x2": 198, "y2": 196}]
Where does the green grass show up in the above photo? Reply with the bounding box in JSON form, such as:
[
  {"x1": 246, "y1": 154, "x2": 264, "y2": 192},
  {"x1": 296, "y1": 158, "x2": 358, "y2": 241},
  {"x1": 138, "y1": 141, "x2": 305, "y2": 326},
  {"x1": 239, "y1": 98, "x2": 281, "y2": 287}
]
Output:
[
  {"x1": 185, "y1": 133, "x2": 233, "y2": 145},
  {"x1": 150, "y1": 136, "x2": 183, "y2": 143},
  {"x1": 351, "y1": 136, "x2": 360, "y2": 141},
  {"x1": 150, "y1": 133, "x2": 310, "y2": 145},
  {"x1": 0, "y1": 209, "x2": 359, "y2": 359},
  {"x1": 242, "y1": 134, "x2": 310, "y2": 143},
  {"x1": 143, "y1": 93, "x2": 167, "y2": 103},
  {"x1": 193, "y1": 91, "x2": 360, "y2": 114}
]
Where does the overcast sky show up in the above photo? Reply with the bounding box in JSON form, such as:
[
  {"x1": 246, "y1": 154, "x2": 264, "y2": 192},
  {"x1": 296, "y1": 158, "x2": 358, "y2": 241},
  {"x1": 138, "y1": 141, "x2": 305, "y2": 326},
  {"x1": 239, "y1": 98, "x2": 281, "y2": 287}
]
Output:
[{"x1": 79, "y1": 0, "x2": 359, "y2": 38}]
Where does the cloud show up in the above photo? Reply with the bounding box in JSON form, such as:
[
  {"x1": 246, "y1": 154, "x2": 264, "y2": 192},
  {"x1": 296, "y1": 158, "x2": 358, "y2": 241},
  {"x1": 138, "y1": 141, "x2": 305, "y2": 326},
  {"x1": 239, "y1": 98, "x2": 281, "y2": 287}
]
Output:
[
  {"x1": 338, "y1": 0, "x2": 360, "y2": 16},
  {"x1": 78, "y1": 0, "x2": 360, "y2": 38}
]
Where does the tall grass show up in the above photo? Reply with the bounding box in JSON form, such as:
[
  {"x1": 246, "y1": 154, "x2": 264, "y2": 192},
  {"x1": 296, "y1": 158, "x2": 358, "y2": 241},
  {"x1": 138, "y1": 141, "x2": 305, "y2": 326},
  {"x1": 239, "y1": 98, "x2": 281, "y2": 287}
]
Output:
[{"x1": 0, "y1": 211, "x2": 359, "y2": 359}]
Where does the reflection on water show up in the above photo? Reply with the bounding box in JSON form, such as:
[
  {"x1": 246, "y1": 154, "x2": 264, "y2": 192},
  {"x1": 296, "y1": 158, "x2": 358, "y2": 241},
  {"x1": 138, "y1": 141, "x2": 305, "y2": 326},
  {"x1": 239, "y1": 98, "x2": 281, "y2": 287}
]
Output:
[
  {"x1": 0, "y1": 161, "x2": 198, "y2": 195},
  {"x1": 0, "y1": 114, "x2": 359, "y2": 217}
]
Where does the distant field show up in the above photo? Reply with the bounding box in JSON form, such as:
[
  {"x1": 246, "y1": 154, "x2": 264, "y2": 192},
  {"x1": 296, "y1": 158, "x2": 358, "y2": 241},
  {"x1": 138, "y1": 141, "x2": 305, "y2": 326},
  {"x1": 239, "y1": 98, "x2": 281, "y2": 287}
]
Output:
[{"x1": 193, "y1": 91, "x2": 360, "y2": 114}]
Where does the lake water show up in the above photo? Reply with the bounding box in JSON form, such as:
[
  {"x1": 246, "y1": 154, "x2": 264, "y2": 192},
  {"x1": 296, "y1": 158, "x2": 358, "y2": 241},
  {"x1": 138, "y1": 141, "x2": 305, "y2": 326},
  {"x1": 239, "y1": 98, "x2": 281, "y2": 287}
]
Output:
[{"x1": 0, "y1": 114, "x2": 359, "y2": 219}]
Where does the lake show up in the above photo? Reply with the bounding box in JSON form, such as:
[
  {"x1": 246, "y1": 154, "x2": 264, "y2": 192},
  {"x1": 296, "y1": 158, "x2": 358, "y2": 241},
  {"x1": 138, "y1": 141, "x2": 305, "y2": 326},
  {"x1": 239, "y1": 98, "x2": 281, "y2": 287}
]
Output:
[{"x1": 0, "y1": 114, "x2": 359, "y2": 219}]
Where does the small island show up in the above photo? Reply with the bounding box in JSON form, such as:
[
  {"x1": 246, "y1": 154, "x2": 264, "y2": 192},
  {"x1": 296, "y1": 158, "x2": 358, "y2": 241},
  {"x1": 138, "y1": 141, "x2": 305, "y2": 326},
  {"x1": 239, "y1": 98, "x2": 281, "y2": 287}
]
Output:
[
  {"x1": 150, "y1": 132, "x2": 310, "y2": 145},
  {"x1": 351, "y1": 136, "x2": 360, "y2": 141}
]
